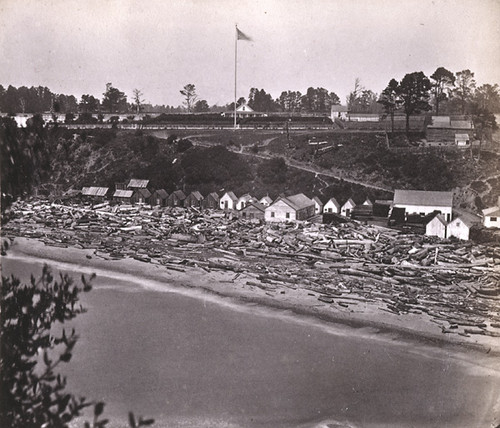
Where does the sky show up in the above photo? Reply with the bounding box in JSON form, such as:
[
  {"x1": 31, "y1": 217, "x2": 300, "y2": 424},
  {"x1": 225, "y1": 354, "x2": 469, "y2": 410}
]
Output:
[{"x1": 1, "y1": 0, "x2": 499, "y2": 107}]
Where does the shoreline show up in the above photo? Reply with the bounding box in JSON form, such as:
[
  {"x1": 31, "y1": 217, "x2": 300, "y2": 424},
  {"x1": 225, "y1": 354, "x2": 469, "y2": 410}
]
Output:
[{"x1": 4, "y1": 236, "x2": 500, "y2": 363}]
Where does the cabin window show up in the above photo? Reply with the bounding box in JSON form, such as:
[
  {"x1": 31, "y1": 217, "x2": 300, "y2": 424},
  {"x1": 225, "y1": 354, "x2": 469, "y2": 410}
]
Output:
[
  {"x1": 491, "y1": 217, "x2": 498, "y2": 222},
  {"x1": 271, "y1": 212, "x2": 275, "y2": 218},
  {"x1": 286, "y1": 212, "x2": 290, "y2": 219},
  {"x1": 328, "y1": 208, "x2": 332, "y2": 213}
]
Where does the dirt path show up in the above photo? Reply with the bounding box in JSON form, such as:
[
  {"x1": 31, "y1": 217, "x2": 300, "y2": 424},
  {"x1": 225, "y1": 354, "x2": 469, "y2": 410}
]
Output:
[{"x1": 153, "y1": 131, "x2": 393, "y2": 193}]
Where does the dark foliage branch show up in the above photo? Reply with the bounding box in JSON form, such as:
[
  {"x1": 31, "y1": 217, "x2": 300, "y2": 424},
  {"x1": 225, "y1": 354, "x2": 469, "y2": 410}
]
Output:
[{"x1": 0, "y1": 264, "x2": 154, "y2": 428}]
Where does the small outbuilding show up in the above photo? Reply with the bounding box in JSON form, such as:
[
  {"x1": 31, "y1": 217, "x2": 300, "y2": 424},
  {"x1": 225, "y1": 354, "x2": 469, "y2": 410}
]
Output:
[
  {"x1": 323, "y1": 197, "x2": 340, "y2": 214},
  {"x1": 236, "y1": 194, "x2": 255, "y2": 210},
  {"x1": 203, "y1": 192, "x2": 220, "y2": 210},
  {"x1": 220, "y1": 191, "x2": 238, "y2": 210},
  {"x1": 184, "y1": 191, "x2": 204, "y2": 208},
  {"x1": 113, "y1": 189, "x2": 134, "y2": 204},
  {"x1": 448, "y1": 216, "x2": 475, "y2": 240},
  {"x1": 132, "y1": 188, "x2": 151, "y2": 204},
  {"x1": 259, "y1": 196, "x2": 273, "y2": 207},
  {"x1": 167, "y1": 190, "x2": 186, "y2": 207},
  {"x1": 312, "y1": 197, "x2": 324, "y2": 215},
  {"x1": 127, "y1": 179, "x2": 150, "y2": 190},
  {"x1": 265, "y1": 193, "x2": 315, "y2": 222},
  {"x1": 81, "y1": 186, "x2": 110, "y2": 203},
  {"x1": 341, "y1": 198, "x2": 356, "y2": 217},
  {"x1": 150, "y1": 189, "x2": 168, "y2": 207},
  {"x1": 482, "y1": 201, "x2": 500, "y2": 228},
  {"x1": 425, "y1": 213, "x2": 447, "y2": 239},
  {"x1": 239, "y1": 201, "x2": 266, "y2": 221}
]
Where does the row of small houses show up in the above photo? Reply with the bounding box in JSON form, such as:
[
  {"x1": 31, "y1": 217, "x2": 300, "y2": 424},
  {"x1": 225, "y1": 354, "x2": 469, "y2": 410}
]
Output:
[{"x1": 79, "y1": 181, "x2": 492, "y2": 240}]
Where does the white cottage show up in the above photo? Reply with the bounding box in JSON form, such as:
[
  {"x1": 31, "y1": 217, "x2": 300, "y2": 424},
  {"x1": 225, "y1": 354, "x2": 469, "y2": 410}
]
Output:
[
  {"x1": 448, "y1": 216, "x2": 476, "y2": 241},
  {"x1": 341, "y1": 198, "x2": 356, "y2": 217},
  {"x1": 259, "y1": 196, "x2": 273, "y2": 207},
  {"x1": 220, "y1": 191, "x2": 238, "y2": 210},
  {"x1": 393, "y1": 190, "x2": 453, "y2": 222},
  {"x1": 482, "y1": 206, "x2": 500, "y2": 228},
  {"x1": 312, "y1": 197, "x2": 323, "y2": 214},
  {"x1": 236, "y1": 194, "x2": 255, "y2": 210},
  {"x1": 425, "y1": 213, "x2": 447, "y2": 239},
  {"x1": 265, "y1": 194, "x2": 315, "y2": 222},
  {"x1": 323, "y1": 197, "x2": 340, "y2": 214}
]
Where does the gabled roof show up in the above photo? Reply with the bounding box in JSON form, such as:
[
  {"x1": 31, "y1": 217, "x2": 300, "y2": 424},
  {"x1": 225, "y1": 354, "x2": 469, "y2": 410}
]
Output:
[
  {"x1": 242, "y1": 201, "x2": 266, "y2": 212},
  {"x1": 325, "y1": 197, "x2": 340, "y2": 208},
  {"x1": 188, "y1": 191, "x2": 204, "y2": 201},
  {"x1": 279, "y1": 193, "x2": 314, "y2": 211},
  {"x1": 394, "y1": 190, "x2": 453, "y2": 207},
  {"x1": 259, "y1": 196, "x2": 273, "y2": 204},
  {"x1": 449, "y1": 216, "x2": 475, "y2": 228},
  {"x1": 425, "y1": 212, "x2": 447, "y2": 226},
  {"x1": 153, "y1": 189, "x2": 168, "y2": 199},
  {"x1": 82, "y1": 186, "x2": 109, "y2": 197},
  {"x1": 236, "y1": 104, "x2": 254, "y2": 112},
  {"x1": 114, "y1": 189, "x2": 134, "y2": 198},
  {"x1": 207, "y1": 192, "x2": 220, "y2": 200},
  {"x1": 483, "y1": 206, "x2": 500, "y2": 217},
  {"x1": 238, "y1": 193, "x2": 254, "y2": 202},
  {"x1": 135, "y1": 188, "x2": 151, "y2": 198},
  {"x1": 170, "y1": 190, "x2": 186, "y2": 200},
  {"x1": 127, "y1": 179, "x2": 149, "y2": 188},
  {"x1": 363, "y1": 198, "x2": 373, "y2": 206},
  {"x1": 342, "y1": 198, "x2": 356, "y2": 208},
  {"x1": 455, "y1": 133, "x2": 470, "y2": 139},
  {"x1": 312, "y1": 196, "x2": 323, "y2": 206},
  {"x1": 221, "y1": 191, "x2": 238, "y2": 201}
]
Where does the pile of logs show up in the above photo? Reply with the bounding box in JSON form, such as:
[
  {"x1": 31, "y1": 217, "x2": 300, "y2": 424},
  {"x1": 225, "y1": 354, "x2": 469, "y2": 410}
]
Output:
[{"x1": 4, "y1": 199, "x2": 500, "y2": 338}]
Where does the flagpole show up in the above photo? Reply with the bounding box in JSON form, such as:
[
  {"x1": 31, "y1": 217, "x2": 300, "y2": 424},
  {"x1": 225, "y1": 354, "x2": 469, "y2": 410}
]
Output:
[{"x1": 234, "y1": 24, "x2": 238, "y2": 129}]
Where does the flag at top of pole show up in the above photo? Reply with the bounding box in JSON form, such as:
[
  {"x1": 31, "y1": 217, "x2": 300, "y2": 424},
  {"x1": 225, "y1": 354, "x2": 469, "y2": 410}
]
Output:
[
  {"x1": 236, "y1": 27, "x2": 252, "y2": 41},
  {"x1": 234, "y1": 26, "x2": 252, "y2": 129}
]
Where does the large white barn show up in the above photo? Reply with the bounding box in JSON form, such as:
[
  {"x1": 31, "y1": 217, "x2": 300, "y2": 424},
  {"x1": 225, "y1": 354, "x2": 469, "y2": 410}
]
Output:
[{"x1": 393, "y1": 190, "x2": 453, "y2": 222}]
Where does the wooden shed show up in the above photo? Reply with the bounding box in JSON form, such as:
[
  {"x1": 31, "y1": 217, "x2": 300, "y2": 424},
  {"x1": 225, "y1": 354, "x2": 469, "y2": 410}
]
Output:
[
  {"x1": 184, "y1": 191, "x2": 204, "y2": 208},
  {"x1": 425, "y1": 213, "x2": 447, "y2": 239},
  {"x1": 239, "y1": 201, "x2": 266, "y2": 220},
  {"x1": 265, "y1": 193, "x2": 315, "y2": 222},
  {"x1": 81, "y1": 186, "x2": 110, "y2": 203},
  {"x1": 341, "y1": 198, "x2": 356, "y2": 217},
  {"x1": 167, "y1": 190, "x2": 186, "y2": 207},
  {"x1": 323, "y1": 197, "x2": 340, "y2": 214},
  {"x1": 220, "y1": 191, "x2": 238, "y2": 210},
  {"x1": 312, "y1": 197, "x2": 323, "y2": 215},
  {"x1": 127, "y1": 179, "x2": 150, "y2": 190},
  {"x1": 131, "y1": 188, "x2": 151, "y2": 204},
  {"x1": 113, "y1": 189, "x2": 134, "y2": 204},
  {"x1": 259, "y1": 196, "x2": 273, "y2": 207},
  {"x1": 236, "y1": 193, "x2": 255, "y2": 210},
  {"x1": 150, "y1": 189, "x2": 168, "y2": 207},
  {"x1": 203, "y1": 192, "x2": 220, "y2": 210}
]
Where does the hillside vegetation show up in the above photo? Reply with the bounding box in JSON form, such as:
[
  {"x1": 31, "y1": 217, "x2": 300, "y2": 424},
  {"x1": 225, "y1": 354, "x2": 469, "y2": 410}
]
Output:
[{"x1": 2, "y1": 120, "x2": 497, "y2": 212}]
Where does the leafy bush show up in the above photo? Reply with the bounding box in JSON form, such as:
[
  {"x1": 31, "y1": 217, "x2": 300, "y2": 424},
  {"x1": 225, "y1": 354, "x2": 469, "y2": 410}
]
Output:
[{"x1": 0, "y1": 265, "x2": 154, "y2": 428}]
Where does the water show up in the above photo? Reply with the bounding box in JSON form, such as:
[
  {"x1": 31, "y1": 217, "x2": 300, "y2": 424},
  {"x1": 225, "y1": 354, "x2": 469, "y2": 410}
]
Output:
[{"x1": 2, "y1": 256, "x2": 499, "y2": 428}]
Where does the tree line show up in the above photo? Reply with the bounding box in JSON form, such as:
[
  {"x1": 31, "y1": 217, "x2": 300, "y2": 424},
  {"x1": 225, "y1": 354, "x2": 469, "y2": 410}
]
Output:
[{"x1": 377, "y1": 68, "x2": 500, "y2": 133}]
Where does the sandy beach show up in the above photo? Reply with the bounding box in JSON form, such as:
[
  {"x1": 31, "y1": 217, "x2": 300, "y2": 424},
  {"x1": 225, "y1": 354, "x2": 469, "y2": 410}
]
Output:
[
  {"x1": 3, "y1": 235, "x2": 500, "y2": 427},
  {"x1": 4, "y1": 235, "x2": 500, "y2": 359}
]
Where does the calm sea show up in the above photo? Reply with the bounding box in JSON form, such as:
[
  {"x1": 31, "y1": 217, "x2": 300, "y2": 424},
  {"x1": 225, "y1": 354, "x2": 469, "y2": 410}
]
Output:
[{"x1": 2, "y1": 256, "x2": 499, "y2": 428}]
